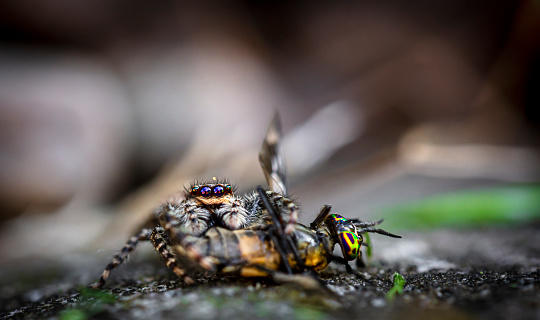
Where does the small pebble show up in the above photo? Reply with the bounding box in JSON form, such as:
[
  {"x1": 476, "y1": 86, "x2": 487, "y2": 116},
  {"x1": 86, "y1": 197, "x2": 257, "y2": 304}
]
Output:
[{"x1": 371, "y1": 298, "x2": 386, "y2": 308}]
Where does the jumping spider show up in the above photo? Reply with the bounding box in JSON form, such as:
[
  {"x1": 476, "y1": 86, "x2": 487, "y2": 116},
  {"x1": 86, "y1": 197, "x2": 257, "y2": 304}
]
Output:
[
  {"x1": 93, "y1": 114, "x2": 402, "y2": 289},
  {"x1": 93, "y1": 115, "x2": 298, "y2": 288}
]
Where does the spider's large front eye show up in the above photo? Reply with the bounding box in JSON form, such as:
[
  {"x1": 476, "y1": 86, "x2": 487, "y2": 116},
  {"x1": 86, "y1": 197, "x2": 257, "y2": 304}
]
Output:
[
  {"x1": 200, "y1": 186, "x2": 212, "y2": 197},
  {"x1": 338, "y1": 231, "x2": 360, "y2": 260},
  {"x1": 213, "y1": 185, "x2": 224, "y2": 197}
]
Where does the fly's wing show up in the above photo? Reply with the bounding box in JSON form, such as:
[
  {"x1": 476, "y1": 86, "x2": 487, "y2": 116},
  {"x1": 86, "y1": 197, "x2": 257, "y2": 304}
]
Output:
[{"x1": 259, "y1": 113, "x2": 287, "y2": 195}]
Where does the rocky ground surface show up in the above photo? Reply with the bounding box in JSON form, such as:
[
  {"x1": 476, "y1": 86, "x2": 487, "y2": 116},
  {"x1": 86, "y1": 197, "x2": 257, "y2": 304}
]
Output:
[{"x1": 1, "y1": 222, "x2": 539, "y2": 320}]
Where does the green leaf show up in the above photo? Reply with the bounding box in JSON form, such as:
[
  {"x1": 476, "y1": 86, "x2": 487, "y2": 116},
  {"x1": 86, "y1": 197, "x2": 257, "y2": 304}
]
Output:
[
  {"x1": 364, "y1": 233, "x2": 372, "y2": 259},
  {"x1": 381, "y1": 185, "x2": 540, "y2": 230},
  {"x1": 76, "y1": 286, "x2": 117, "y2": 304},
  {"x1": 385, "y1": 272, "x2": 405, "y2": 301},
  {"x1": 59, "y1": 309, "x2": 87, "y2": 320}
]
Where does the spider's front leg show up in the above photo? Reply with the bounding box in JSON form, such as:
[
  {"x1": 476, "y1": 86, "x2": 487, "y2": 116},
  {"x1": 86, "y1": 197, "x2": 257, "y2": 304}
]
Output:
[
  {"x1": 283, "y1": 200, "x2": 299, "y2": 235},
  {"x1": 159, "y1": 198, "x2": 214, "y2": 237},
  {"x1": 264, "y1": 191, "x2": 299, "y2": 235},
  {"x1": 158, "y1": 210, "x2": 217, "y2": 272},
  {"x1": 214, "y1": 196, "x2": 250, "y2": 230},
  {"x1": 150, "y1": 227, "x2": 195, "y2": 285},
  {"x1": 92, "y1": 228, "x2": 153, "y2": 289}
]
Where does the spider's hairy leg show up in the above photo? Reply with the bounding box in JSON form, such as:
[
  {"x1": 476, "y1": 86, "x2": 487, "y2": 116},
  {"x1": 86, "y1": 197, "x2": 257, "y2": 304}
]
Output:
[
  {"x1": 214, "y1": 196, "x2": 249, "y2": 230},
  {"x1": 268, "y1": 192, "x2": 299, "y2": 235},
  {"x1": 91, "y1": 228, "x2": 153, "y2": 289},
  {"x1": 158, "y1": 210, "x2": 216, "y2": 271},
  {"x1": 160, "y1": 198, "x2": 213, "y2": 237},
  {"x1": 150, "y1": 227, "x2": 194, "y2": 285},
  {"x1": 283, "y1": 201, "x2": 299, "y2": 235}
]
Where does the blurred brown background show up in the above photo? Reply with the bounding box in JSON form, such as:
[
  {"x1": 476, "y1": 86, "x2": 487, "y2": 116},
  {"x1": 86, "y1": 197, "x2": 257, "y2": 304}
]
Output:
[{"x1": 0, "y1": 0, "x2": 539, "y2": 266}]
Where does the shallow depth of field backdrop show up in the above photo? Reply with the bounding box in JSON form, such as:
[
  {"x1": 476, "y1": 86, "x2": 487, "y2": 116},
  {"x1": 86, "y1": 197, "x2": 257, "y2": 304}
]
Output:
[{"x1": 0, "y1": 1, "x2": 539, "y2": 319}]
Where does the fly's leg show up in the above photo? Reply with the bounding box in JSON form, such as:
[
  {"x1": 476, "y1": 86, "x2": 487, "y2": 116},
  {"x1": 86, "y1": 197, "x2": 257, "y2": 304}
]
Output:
[
  {"x1": 356, "y1": 252, "x2": 367, "y2": 269},
  {"x1": 158, "y1": 210, "x2": 216, "y2": 272},
  {"x1": 91, "y1": 228, "x2": 153, "y2": 289},
  {"x1": 357, "y1": 226, "x2": 401, "y2": 238},
  {"x1": 329, "y1": 253, "x2": 375, "y2": 285},
  {"x1": 350, "y1": 218, "x2": 384, "y2": 227},
  {"x1": 351, "y1": 219, "x2": 402, "y2": 238},
  {"x1": 329, "y1": 253, "x2": 354, "y2": 274},
  {"x1": 150, "y1": 227, "x2": 194, "y2": 284}
]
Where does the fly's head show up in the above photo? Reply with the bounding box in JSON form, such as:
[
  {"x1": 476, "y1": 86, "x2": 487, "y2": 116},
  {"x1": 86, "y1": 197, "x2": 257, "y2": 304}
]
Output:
[
  {"x1": 326, "y1": 214, "x2": 362, "y2": 261},
  {"x1": 189, "y1": 182, "x2": 235, "y2": 206}
]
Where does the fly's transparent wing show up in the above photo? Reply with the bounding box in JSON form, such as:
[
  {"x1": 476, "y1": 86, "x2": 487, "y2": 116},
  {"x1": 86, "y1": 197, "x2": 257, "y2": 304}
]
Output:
[{"x1": 259, "y1": 113, "x2": 287, "y2": 195}]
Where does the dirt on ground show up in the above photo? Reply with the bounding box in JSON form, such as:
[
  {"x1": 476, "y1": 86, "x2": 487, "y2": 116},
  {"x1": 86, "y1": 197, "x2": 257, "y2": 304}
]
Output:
[{"x1": 1, "y1": 223, "x2": 539, "y2": 320}]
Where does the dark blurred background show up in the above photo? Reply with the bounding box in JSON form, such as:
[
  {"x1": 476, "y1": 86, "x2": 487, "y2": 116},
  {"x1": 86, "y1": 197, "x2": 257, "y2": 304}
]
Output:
[{"x1": 0, "y1": 0, "x2": 539, "y2": 267}]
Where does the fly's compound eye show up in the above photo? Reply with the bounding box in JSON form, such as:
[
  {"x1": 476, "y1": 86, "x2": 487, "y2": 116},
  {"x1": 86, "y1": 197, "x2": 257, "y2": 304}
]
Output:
[
  {"x1": 338, "y1": 231, "x2": 360, "y2": 260},
  {"x1": 330, "y1": 214, "x2": 346, "y2": 223},
  {"x1": 213, "y1": 185, "x2": 225, "y2": 197},
  {"x1": 200, "y1": 186, "x2": 212, "y2": 197}
]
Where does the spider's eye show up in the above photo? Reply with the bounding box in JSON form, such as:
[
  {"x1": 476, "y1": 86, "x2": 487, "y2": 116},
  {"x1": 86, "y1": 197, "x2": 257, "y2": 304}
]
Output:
[
  {"x1": 213, "y1": 185, "x2": 225, "y2": 197},
  {"x1": 191, "y1": 186, "x2": 200, "y2": 195},
  {"x1": 200, "y1": 186, "x2": 212, "y2": 197},
  {"x1": 338, "y1": 231, "x2": 360, "y2": 261},
  {"x1": 224, "y1": 184, "x2": 233, "y2": 193}
]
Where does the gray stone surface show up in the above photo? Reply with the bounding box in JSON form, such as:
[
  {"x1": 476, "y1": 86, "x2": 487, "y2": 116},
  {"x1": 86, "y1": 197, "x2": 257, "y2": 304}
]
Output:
[{"x1": 1, "y1": 223, "x2": 539, "y2": 320}]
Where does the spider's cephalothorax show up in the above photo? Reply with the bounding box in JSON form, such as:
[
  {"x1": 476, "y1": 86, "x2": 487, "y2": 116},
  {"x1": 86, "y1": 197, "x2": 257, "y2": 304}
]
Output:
[
  {"x1": 189, "y1": 181, "x2": 250, "y2": 231},
  {"x1": 189, "y1": 182, "x2": 234, "y2": 205},
  {"x1": 156, "y1": 180, "x2": 250, "y2": 237},
  {"x1": 166, "y1": 179, "x2": 299, "y2": 236}
]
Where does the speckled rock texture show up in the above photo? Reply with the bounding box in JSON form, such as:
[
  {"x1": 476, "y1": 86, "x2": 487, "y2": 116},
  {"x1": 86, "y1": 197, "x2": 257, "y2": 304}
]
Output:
[{"x1": 1, "y1": 224, "x2": 539, "y2": 320}]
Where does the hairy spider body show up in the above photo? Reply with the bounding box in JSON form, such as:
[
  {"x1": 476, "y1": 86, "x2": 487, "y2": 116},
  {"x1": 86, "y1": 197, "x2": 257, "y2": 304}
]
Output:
[
  {"x1": 154, "y1": 181, "x2": 297, "y2": 237},
  {"x1": 93, "y1": 187, "x2": 400, "y2": 289},
  {"x1": 158, "y1": 180, "x2": 250, "y2": 236}
]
